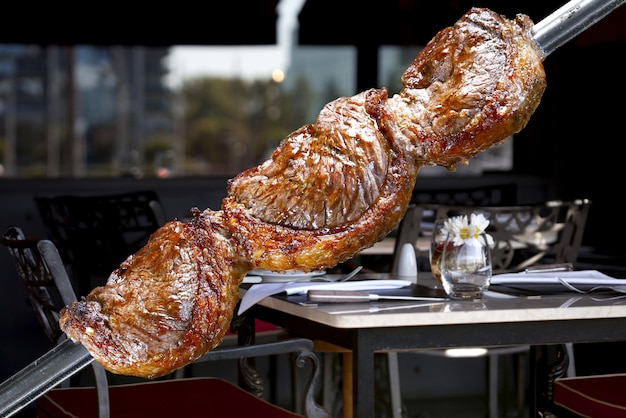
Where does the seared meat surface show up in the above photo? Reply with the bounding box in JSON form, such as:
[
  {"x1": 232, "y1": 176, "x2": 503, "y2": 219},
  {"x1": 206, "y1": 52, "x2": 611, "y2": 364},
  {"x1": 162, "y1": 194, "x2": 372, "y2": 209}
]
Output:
[
  {"x1": 390, "y1": 9, "x2": 546, "y2": 170},
  {"x1": 61, "y1": 8, "x2": 546, "y2": 378},
  {"x1": 60, "y1": 209, "x2": 251, "y2": 378},
  {"x1": 224, "y1": 88, "x2": 417, "y2": 272},
  {"x1": 225, "y1": 8, "x2": 545, "y2": 272}
]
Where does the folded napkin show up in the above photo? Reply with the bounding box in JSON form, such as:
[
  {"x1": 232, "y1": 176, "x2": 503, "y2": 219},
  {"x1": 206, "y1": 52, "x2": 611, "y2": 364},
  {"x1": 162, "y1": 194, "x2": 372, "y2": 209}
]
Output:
[
  {"x1": 238, "y1": 280, "x2": 412, "y2": 315},
  {"x1": 491, "y1": 270, "x2": 625, "y2": 293}
]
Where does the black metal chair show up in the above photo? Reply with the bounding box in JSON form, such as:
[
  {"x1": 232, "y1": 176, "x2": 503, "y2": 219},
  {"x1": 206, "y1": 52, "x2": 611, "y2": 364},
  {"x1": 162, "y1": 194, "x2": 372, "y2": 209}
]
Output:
[
  {"x1": 387, "y1": 198, "x2": 592, "y2": 417},
  {"x1": 1, "y1": 225, "x2": 110, "y2": 418},
  {"x1": 0, "y1": 226, "x2": 329, "y2": 418},
  {"x1": 411, "y1": 182, "x2": 518, "y2": 207},
  {"x1": 393, "y1": 198, "x2": 592, "y2": 274},
  {"x1": 34, "y1": 190, "x2": 167, "y2": 296}
]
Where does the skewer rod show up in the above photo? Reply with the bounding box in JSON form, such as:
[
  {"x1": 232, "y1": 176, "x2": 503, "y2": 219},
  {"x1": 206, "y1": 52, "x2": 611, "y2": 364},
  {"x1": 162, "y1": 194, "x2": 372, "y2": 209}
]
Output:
[
  {"x1": 0, "y1": 340, "x2": 93, "y2": 417},
  {"x1": 532, "y1": 0, "x2": 625, "y2": 56}
]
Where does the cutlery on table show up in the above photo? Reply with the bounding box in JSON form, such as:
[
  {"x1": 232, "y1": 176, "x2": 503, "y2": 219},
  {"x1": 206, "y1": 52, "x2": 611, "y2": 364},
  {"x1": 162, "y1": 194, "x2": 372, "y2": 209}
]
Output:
[
  {"x1": 305, "y1": 265, "x2": 363, "y2": 282},
  {"x1": 556, "y1": 277, "x2": 626, "y2": 295},
  {"x1": 525, "y1": 263, "x2": 573, "y2": 273},
  {"x1": 307, "y1": 289, "x2": 447, "y2": 303}
]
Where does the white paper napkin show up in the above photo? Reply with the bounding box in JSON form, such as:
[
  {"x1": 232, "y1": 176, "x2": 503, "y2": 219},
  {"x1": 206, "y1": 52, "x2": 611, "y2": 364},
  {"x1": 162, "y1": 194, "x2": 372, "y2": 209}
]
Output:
[{"x1": 238, "y1": 279, "x2": 412, "y2": 315}]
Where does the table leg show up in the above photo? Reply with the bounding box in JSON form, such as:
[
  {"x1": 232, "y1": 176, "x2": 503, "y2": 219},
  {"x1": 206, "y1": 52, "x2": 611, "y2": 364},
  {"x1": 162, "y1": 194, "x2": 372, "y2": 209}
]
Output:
[
  {"x1": 352, "y1": 333, "x2": 376, "y2": 418},
  {"x1": 311, "y1": 340, "x2": 353, "y2": 417},
  {"x1": 343, "y1": 352, "x2": 353, "y2": 418},
  {"x1": 529, "y1": 345, "x2": 551, "y2": 417}
]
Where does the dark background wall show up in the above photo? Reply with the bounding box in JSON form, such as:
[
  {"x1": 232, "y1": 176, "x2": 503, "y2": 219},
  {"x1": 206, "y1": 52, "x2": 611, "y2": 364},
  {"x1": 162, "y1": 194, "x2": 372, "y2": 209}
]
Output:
[{"x1": 511, "y1": 15, "x2": 626, "y2": 254}]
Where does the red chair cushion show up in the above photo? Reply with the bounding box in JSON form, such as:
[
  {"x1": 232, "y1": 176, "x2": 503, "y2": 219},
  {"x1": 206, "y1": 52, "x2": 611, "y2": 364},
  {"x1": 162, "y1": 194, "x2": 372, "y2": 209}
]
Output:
[
  {"x1": 37, "y1": 377, "x2": 303, "y2": 418},
  {"x1": 224, "y1": 319, "x2": 279, "y2": 336},
  {"x1": 554, "y1": 373, "x2": 626, "y2": 417}
]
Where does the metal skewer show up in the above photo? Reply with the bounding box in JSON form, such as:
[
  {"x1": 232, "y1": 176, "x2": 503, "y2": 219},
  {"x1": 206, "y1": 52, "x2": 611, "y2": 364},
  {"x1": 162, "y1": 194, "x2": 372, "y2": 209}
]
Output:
[
  {"x1": 0, "y1": 339, "x2": 92, "y2": 417},
  {"x1": 532, "y1": 0, "x2": 625, "y2": 57}
]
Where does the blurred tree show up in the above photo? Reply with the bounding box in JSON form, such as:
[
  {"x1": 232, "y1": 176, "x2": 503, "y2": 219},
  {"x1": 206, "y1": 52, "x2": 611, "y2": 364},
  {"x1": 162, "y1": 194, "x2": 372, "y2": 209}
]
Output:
[{"x1": 179, "y1": 76, "x2": 313, "y2": 175}]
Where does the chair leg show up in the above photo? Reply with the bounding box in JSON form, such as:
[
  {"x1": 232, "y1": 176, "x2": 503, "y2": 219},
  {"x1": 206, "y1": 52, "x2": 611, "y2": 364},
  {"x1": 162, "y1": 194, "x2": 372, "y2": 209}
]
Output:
[
  {"x1": 322, "y1": 353, "x2": 334, "y2": 411},
  {"x1": 387, "y1": 352, "x2": 403, "y2": 418},
  {"x1": 91, "y1": 362, "x2": 110, "y2": 418},
  {"x1": 564, "y1": 343, "x2": 576, "y2": 377},
  {"x1": 312, "y1": 340, "x2": 353, "y2": 417},
  {"x1": 488, "y1": 354, "x2": 499, "y2": 418},
  {"x1": 343, "y1": 352, "x2": 353, "y2": 418}
]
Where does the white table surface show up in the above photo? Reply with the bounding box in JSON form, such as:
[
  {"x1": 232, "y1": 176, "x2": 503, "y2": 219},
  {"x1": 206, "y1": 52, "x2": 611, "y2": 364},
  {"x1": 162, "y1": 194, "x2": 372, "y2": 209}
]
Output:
[
  {"x1": 239, "y1": 272, "x2": 626, "y2": 418},
  {"x1": 240, "y1": 274, "x2": 626, "y2": 328}
]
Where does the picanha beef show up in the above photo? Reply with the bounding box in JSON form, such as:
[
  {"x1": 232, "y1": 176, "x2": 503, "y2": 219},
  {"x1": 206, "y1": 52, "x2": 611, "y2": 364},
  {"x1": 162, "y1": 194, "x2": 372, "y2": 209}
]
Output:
[{"x1": 60, "y1": 8, "x2": 546, "y2": 378}]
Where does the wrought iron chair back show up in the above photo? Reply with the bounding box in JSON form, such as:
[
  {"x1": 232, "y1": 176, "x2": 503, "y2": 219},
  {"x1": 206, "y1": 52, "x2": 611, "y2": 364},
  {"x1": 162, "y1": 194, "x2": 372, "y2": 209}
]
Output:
[
  {"x1": 34, "y1": 190, "x2": 166, "y2": 295},
  {"x1": 1, "y1": 226, "x2": 78, "y2": 344},
  {"x1": 393, "y1": 198, "x2": 591, "y2": 274},
  {"x1": 1, "y1": 225, "x2": 111, "y2": 418}
]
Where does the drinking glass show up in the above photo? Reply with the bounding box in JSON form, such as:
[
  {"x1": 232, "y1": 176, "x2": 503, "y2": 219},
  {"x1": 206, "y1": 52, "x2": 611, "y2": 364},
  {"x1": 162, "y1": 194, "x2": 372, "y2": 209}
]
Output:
[
  {"x1": 439, "y1": 231, "x2": 492, "y2": 299},
  {"x1": 429, "y1": 219, "x2": 448, "y2": 287}
]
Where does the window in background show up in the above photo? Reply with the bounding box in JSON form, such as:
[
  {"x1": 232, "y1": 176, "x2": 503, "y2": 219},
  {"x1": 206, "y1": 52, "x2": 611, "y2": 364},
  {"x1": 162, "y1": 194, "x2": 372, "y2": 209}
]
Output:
[
  {"x1": 0, "y1": 1, "x2": 513, "y2": 179},
  {"x1": 0, "y1": 40, "x2": 359, "y2": 179},
  {"x1": 0, "y1": 45, "x2": 177, "y2": 178}
]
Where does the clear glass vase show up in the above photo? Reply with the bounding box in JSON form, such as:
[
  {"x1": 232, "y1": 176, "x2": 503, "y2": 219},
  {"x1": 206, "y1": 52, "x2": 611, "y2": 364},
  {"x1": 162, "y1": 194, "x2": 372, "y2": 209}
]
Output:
[
  {"x1": 440, "y1": 231, "x2": 492, "y2": 299},
  {"x1": 429, "y1": 218, "x2": 448, "y2": 288}
]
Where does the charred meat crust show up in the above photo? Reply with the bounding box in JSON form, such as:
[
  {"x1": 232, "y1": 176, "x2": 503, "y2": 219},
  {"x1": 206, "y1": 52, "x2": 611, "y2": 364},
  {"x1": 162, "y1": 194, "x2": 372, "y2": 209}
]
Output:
[{"x1": 60, "y1": 8, "x2": 546, "y2": 379}]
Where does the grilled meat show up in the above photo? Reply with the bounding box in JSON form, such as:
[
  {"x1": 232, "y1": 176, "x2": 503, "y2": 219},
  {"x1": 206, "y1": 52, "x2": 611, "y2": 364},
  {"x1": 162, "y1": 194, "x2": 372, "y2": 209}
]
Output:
[
  {"x1": 225, "y1": 8, "x2": 545, "y2": 272},
  {"x1": 61, "y1": 8, "x2": 546, "y2": 378},
  {"x1": 60, "y1": 209, "x2": 251, "y2": 378}
]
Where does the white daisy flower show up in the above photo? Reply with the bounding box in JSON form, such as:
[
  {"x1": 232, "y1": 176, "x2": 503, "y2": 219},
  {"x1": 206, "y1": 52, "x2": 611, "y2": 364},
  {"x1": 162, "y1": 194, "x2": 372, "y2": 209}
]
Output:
[{"x1": 444, "y1": 212, "x2": 494, "y2": 247}]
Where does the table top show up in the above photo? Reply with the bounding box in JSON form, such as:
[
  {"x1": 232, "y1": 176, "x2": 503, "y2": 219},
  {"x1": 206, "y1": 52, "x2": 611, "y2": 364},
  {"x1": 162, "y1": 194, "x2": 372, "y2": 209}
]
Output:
[
  {"x1": 239, "y1": 274, "x2": 626, "y2": 330},
  {"x1": 240, "y1": 271, "x2": 626, "y2": 418}
]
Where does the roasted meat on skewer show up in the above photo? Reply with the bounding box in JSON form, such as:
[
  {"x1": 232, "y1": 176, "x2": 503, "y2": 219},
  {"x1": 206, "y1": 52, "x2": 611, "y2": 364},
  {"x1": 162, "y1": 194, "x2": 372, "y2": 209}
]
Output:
[
  {"x1": 60, "y1": 8, "x2": 546, "y2": 379},
  {"x1": 225, "y1": 8, "x2": 546, "y2": 273},
  {"x1": 60, "y1": 210, "x2": 251, "y2": 377}
]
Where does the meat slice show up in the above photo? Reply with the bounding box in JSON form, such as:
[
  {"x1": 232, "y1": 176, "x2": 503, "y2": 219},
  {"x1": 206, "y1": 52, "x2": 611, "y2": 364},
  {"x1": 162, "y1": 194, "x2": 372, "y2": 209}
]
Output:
[
  {"x1": 224, "y1": 88, "x2": 418, "y2": 272},
  {"x1": 60, "y1": 209, "x2": 251, "y2": 378},
  {"x1": 225, "y1": 7, "x2": 546, "y2": 272},
  {"x1": 61, "y1": 8, "x2": 546, "y2": 379},
  {"x1": 387, "y1": 8, "x2": 546, "y2": 170}
]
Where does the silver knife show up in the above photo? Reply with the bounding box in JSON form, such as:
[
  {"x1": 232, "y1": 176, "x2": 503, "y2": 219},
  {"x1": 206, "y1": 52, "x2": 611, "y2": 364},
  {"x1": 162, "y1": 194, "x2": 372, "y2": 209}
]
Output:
[
  {"x1": 524, "y1": 263, "x2": 573, "y2": 273},
  {"x1": 307, "y1": 289, "x2": 447, "y2": 303}
]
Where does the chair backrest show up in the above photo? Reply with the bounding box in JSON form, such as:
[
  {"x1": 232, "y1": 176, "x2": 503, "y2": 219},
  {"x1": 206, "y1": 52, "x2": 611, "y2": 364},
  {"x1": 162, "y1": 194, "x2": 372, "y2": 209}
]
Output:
[
  {"x1": 392, "y1": 198, "x2": 592, "y2": 274},
  {"x1": 1, "y1": 226, "x2": 76, "y2": 344},
  {"x1": 0, "y1": 226, "x2": 111, "y2": 418},
  {"x1": 411, "y1": 183, "x2": 518, "y2": 206},
  {"x1": 34, "y1": 190, "x2": 166, "y2": 295}
]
